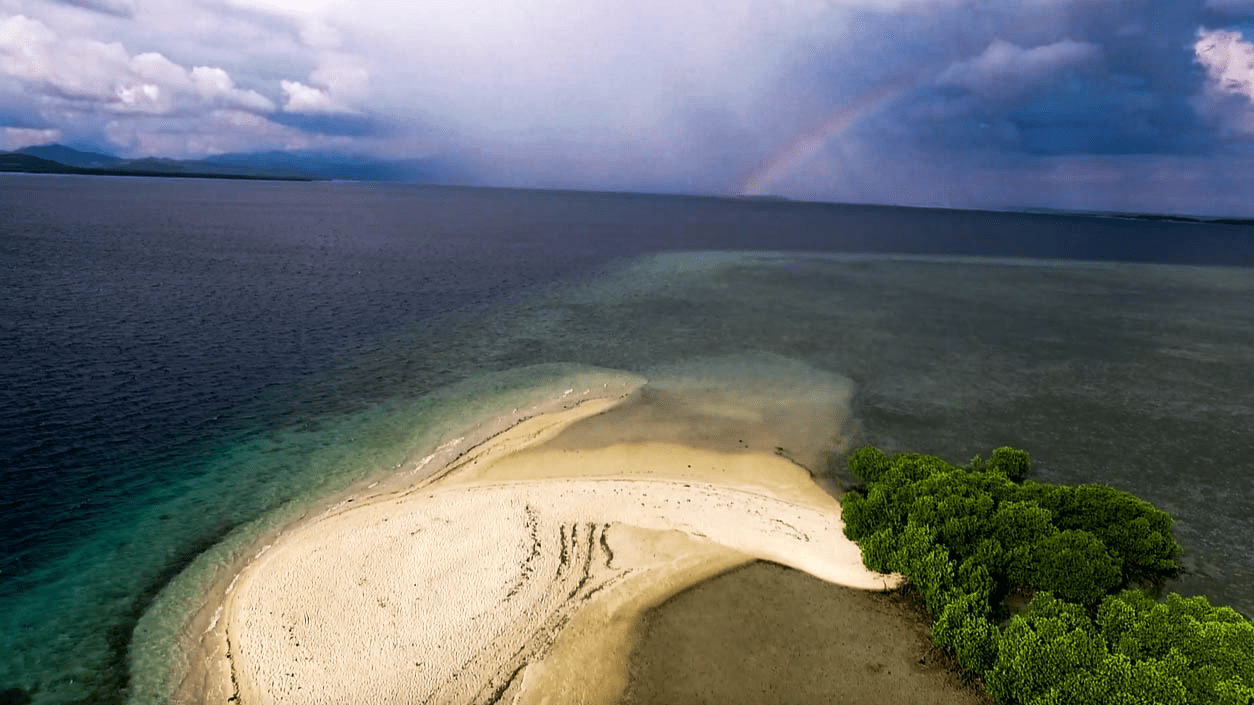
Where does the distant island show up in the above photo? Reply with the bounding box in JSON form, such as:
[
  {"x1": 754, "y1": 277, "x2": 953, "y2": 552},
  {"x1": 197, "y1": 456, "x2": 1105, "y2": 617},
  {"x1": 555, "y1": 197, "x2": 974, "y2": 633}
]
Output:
[
  {"x1": 0, "y1": 144, "x2": 464, "y2": 183},
  {"x1": 730, "y1": 193, "x2": 793, "y2": 202},
  {"x1": 0, "y1": 152, "x2": 313, "y2": 181},
  {"x1": 7, "y1": 146, "x2": 1254, "y2": 227},
  {"x1": 1007, "y1": 205, "x2": 1254, "y2": 226}
]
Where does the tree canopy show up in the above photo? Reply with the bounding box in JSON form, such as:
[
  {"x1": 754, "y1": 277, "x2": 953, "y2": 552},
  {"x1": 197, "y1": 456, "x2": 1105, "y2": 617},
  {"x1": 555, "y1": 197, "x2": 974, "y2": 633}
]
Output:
[{"x1": 842, "y1": 446, "x2": 1253, "y2": 705}]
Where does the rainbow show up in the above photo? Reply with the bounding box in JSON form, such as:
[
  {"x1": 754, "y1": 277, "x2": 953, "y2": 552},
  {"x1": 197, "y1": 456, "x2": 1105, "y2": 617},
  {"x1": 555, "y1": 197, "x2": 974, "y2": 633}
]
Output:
[{"x1": 739, "y1": 84, "x2": 906, "y2": 197}]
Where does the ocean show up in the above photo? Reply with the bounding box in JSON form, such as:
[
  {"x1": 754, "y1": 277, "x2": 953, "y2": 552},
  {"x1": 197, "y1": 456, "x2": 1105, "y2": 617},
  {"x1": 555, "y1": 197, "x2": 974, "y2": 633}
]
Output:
[{"x1": 1, "y1": 174, "x2": 1252, "y2": 704}]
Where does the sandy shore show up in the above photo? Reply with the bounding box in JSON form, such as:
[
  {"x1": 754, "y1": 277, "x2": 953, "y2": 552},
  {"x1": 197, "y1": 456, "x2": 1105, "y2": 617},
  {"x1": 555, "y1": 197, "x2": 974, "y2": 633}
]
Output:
[{"x1": 189, "y1": 383, "x2": 906, "y2": 704}]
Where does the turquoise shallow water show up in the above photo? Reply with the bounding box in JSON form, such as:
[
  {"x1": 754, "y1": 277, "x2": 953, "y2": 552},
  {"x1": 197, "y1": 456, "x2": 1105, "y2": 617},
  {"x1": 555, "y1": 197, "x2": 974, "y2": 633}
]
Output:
[{"x1": 2, "y1": 177, "x2": 1253, "y2": 704}]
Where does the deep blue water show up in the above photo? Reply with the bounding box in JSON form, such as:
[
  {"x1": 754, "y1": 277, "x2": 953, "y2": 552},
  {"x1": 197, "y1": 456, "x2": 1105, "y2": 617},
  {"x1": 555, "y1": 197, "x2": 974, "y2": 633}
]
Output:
[{"x1": 2, "y1": 174, "x2": 1253, "y2": 704}]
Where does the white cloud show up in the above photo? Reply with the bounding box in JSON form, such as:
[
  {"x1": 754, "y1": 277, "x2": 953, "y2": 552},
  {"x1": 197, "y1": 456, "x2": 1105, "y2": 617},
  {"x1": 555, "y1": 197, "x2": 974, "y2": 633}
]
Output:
[
  {"x1": 275, "y1": 52, "x2": 369, "y2": 115},
  {"x1": 115, "y1": 82, "x2": 159, "y2": 109},
  {"x1": 0, "y1": 13, "x2": 275, "y2": 117},
  {"x1": 1195, "y1": 28, "x2": 1254, "y2": 103},
  {"x1": 937, "y1": 38, "x2": 1101, "y2": 93},
  {"x1": 131, "y1": 51, "x2": 189, "y2": 87},
  {"x1": 190, "y1": 65, "x2": 275, "y2": 112},
  {"x1": 1, "y1": 125, "x2": 63, "y2": 150},
  {"x1": 0, "y1": 14, "x2": 124, "y2": 98},
  {"x1": 297, "y1": 17, "x2": 340, "y2": 50},
  {"x1": 280, "y1": 79, "x2": 347, "y2": 113},
  {"x1": 310, "y1": 52, "x2": 369, "y2": 101}
]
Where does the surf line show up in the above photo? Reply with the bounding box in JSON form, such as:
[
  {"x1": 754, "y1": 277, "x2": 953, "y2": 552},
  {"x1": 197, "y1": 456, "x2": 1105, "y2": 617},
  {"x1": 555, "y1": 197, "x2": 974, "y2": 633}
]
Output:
[{"x1": 739, "y1": 83, "x2": 907, "y2": 197}]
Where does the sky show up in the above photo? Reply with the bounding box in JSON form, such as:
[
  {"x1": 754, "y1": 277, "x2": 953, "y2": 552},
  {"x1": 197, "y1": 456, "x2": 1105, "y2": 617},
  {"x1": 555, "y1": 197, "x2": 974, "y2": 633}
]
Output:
[{"x1": 3, "y1": 0, "x2": 1254, "y2": 215}]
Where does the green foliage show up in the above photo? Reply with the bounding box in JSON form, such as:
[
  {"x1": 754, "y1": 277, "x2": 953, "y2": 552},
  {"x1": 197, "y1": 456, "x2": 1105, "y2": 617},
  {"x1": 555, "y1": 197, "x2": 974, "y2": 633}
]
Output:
[
  {"x1": 1214, "y1": 680, "x2": 1254, "y2": 705},
  {"x1": 990, "y1": 500, "x2": 1057, "y2": 585},
  {"x1": 848, "y1": 446, "x2": 891, "y2": 483},
  {"x1": 988, "y1": 446, "x2": 1031, "y2": 482},
  {"x1": 1097, "y1": 591, "x2": 1142, "y2": 651},
  {"x1": 933, "y1": 591, "x2": 998, "y2": 673},
  {"x1": 956, "y1": 557, "x2": 996, "y2": 607},
  {"x1": 1099, "y1": 591, "x2": 1254, "y2": 703},
  {"x1": 839, "y1": 490, "x2": 869, "y2": 540},
  {"x1": 840, "y1": 446, "x2": 1251, "y2": 705},
  {"x1": 910, "y1": 472, "x2": 997, "y2": 557},
  {"x1": 954, "y1": 616, "x2": 1000, "y2": 675},
  {"x1": 1031, "y1": 530, "x2": 1122, "y2": 606},
  {"x1": 989, "y1": 500, "x2": 1055, "y2": 550},
  {"x1": 890, "y1": 520, "x2": 935, "y2": 567},
  {"x1": 1030, "y1": 652, "x2": 1189, "y2": 705},
  {"x1": 1023, "y1": 483, "x2": 1181, "y2": 584},
  {"x1": 985, "y1": 593, "x2": 1107, "y2": 703},
  {"x1": 894, "y1": 521, "x2": 957, "y2": 615},
  {"x1": 913, "y1": 546, "x2": 956, "y2": 615},
  {"x1": 969, "y1": 537, "x2": 1008, "y2": 578},
  {"x1": 841, "y1": 483, "x2": 904, "y2": 541},
  {"x1": 889, "y1": 452, "x2": 957, "y2": 482},
  {"x1": 859, "y1": 528, "x2": 898, "y2": 573}
]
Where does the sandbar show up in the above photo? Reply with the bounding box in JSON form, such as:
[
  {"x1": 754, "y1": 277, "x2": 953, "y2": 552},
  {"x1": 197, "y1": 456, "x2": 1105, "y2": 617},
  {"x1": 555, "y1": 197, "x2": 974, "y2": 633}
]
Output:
[{"x1": 188, "y1": 381, "x2": 904, "y2": 704}]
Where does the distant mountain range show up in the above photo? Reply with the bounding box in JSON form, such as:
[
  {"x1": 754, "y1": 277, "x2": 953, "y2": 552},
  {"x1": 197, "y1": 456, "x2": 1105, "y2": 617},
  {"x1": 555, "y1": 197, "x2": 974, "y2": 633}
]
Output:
[{"x1": 1, "y1": 144, "x2": 470, "y2": 183}]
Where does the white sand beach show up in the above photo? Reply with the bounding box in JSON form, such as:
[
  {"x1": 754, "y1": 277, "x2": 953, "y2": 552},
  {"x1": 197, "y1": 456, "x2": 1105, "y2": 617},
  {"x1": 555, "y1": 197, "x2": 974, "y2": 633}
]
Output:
[
  {"x1": 183, "y1": 362, "x2": 925, "y2": 704},
  {"x1": 227, "y1": 475, "x2": 893, "y2": 703}
]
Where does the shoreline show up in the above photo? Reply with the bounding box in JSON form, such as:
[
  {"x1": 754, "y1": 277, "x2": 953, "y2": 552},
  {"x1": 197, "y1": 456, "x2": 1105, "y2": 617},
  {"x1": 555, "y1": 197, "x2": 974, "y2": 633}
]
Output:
[
  {"x1": 148, "y1": 378, "x2": 644, "y2": 703},
  {"x1": 172, "y1": 382, "x2": 906, "y2": 703}
]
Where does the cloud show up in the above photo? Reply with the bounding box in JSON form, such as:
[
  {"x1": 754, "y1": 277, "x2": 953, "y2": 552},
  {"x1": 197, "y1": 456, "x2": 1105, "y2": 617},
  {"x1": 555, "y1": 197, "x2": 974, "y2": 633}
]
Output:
[
  {"x1": 1, "y1": 0, "x2": 1250, "y2": 214},
  {"x1": 891, "y1": 7, "x2": 1215, "y2": 159},
  {"x1": 102, "y1": 107, "x2": 327, "y2": 157},
  {"x1": 268, "y1": 110, "x2": 388, "y2": 137},
  {"x1": 277, "y1": 54, "x2": 368, "y2": 115},
  {"x1": 1193, "y1": 27, "x2": 1254, "y2": 136},
  {"x1": 937, "y1": 38, "x2": 1102, "y2": 94},
  {"x1": 310, "y1": 53, "x2": 369, "y2": 101},
  {"x1": 190, "y1": 65, "x2": 275, "y2": 112},
  {"x1": 0, "y1": 14, "x2": 274, "y2": 113},
  {"x1": 1, "y1": 14, "x2": 127, "y2": 100},
  {"x1": 1, "y1": 125, "x2": 63, "y2": 150},
  {"x1": 280, "y1": 79, "x2": 346, "y2": 114},
  {"x1": 322, "y1": 0, "x2": 851, "y2": 133},
  {"x1": 297, "y1": 17, "x2": 341, "y2": 50},
  {"x1": 47, "y1": 0, "x2": 135, "y2": 18},
  {"x1": 1195, "y1": 28, "x2": 1254, "y2": 102}
]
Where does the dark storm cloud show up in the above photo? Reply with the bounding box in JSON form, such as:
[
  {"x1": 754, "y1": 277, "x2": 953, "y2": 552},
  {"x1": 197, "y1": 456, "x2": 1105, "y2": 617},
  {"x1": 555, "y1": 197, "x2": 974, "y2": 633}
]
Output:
[
  {"x1": 837, "y1": 0, "x2": 1220, "y2": 158},
  {"x1": 737, "y1": 0, "x2": 1254, "y2": 213}
]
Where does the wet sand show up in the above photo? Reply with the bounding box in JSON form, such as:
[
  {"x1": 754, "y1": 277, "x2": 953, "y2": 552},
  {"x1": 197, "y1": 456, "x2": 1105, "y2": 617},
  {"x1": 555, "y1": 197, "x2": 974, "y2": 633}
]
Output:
[{"x1": 622, "y1": 561, "x2": 995, "y2": 705}]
